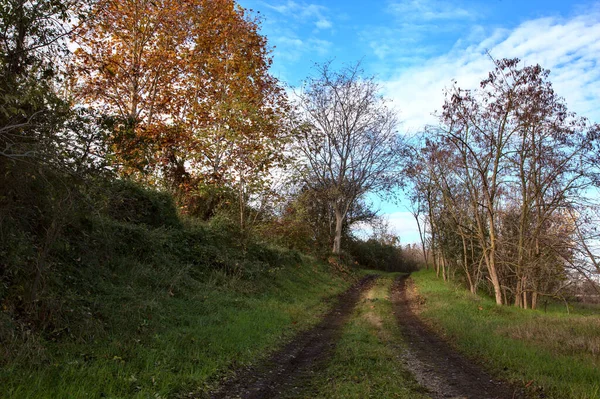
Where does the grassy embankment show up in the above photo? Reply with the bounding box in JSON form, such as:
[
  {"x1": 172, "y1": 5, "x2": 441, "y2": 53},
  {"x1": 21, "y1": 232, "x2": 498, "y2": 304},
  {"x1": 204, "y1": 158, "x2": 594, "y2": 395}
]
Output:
[
  {"x1": 411, "y1": 269, "x2": 600, "y2": 399},
  {"x1": 308, "y1": 272, "x2": 429, "y2": 399},
  {"x1": 1, "y1": 181, "x2": 352, "y2": 398}
]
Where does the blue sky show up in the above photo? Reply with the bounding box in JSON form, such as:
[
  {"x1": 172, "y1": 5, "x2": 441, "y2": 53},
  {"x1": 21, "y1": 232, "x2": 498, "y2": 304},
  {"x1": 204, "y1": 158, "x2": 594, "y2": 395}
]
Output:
[{"x1": 238, "y1": 0, "x2": 600, "y2": 243}]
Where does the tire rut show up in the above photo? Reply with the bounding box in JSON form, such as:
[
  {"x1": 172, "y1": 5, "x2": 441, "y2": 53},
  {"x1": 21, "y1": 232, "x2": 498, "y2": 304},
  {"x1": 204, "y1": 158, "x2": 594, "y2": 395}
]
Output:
[
  {"x1": 210, "y1": 275, "x2": 377, "y2": 399},
  {"x1": 392, "y1": 275, "x2": 525, "y2": 399}
]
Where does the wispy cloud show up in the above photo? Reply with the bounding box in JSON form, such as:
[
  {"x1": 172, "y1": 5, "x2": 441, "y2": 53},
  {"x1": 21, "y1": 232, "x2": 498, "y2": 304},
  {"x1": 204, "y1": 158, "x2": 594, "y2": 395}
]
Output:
[
  {"x1": 388, "y1": 0, "x2": 475, "y2": 21},
  {"x1": 264, "y1": 0, "x2": 333, "y2": 31},
  {"x1": 244, "y1": 0, "x2": 335, "y2": 83},
  {"x1": 273, "y1": 36, "x2": 332, "y2": 62},
  {"x1": 361, "y1": 0, "x2": 480, "y2": 63},
  {"x1": 381, "y1": 10, "x2": 600, "y2": 132}
]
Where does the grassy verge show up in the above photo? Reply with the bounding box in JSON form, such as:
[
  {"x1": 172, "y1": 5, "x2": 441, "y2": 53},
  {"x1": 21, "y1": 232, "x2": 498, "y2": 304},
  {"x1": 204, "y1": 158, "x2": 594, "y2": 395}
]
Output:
[
  {"x1": 1, "y1": 178, "x2": 360, "y2": 398},
  {"x1": 410, "y1": 269, "x2": 600, "y2": 399},
  {"x1": 1, "y1": 242, "x2": 351, "y2": 398},
  {"x1": 309, "y1": 273, "x2": 429, "y2": 399}
]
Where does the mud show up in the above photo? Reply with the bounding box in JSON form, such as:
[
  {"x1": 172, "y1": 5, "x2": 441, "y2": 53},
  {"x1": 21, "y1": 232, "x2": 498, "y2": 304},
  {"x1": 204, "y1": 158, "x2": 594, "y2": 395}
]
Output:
[
  {"x1": 209, "y1": 275, "x2": 377, "y2": 399},
  {"x1": 392, "y1": 275, "x2": 525, "y2": 399}
]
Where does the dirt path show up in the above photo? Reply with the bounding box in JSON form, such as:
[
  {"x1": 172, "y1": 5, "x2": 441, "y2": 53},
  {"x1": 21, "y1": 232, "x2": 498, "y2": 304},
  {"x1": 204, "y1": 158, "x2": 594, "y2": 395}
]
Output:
[
  {"x1": 210, "y1": 275, "x2": 377, "y2": 399},
  {"x1": 392, "y1": 275, "x2": 525, "y2": 399}
]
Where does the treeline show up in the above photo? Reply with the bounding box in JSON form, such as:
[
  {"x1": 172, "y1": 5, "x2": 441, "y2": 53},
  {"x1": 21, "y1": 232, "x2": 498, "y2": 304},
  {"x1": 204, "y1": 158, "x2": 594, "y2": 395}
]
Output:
[
  {"x1": 405, "y1": 58, "x2": 600, "y2": 308},
  {"x1": 0, "y1": 0, "x2": 415, "y2": 352},
  {"x1": 0, "y1": 0, "x2": 404, "y2": 249},
  {"x1": 4, "y1": 0, "x2": 598, "y2": 350}
]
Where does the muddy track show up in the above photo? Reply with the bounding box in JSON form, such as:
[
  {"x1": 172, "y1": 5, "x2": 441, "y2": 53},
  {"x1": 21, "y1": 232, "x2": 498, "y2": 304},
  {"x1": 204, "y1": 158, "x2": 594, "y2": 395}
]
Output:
[
  {"x1": 392, "y1": 275, "x2": 525, "y2": 399},
  {"x1": 210, "y1": 275, "x2": 377, "y2": 399}
]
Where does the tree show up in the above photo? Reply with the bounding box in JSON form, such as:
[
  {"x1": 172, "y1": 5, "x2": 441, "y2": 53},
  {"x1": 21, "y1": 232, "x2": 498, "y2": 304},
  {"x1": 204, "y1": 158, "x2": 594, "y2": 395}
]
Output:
[
  {"x1": 411, "y1": 57, "x2": 599, "y2": 307},
  {"x1": 73, "y1": 0, "x2": 189, "y2": 177},
  {"x1": 0, "y1": 0, "x2": 111, "y2": 313},
  {"x1": 293, "y1": 62, "x2": 402, "y2": 254},
  {"x1": 73, "y1": 0, "x2": 289, "y2": 212},
  {"x1": 1, "y1": 0, "x2": 77, "y2": 162},
  {"x1": 175, "y1": 0, "x2": 289, "y2": 229}
]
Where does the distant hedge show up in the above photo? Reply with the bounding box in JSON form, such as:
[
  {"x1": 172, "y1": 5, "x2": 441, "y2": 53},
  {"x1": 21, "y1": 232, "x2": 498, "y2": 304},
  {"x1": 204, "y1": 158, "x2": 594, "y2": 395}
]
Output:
[{"x1": 347, "y1": 238, "x2": 419, "y2": 273}]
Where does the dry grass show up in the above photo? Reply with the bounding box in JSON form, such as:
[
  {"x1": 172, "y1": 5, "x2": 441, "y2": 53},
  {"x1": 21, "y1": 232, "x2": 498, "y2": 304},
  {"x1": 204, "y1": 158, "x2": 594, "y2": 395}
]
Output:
[{"x1": 499, "y1": 316, "x2": 600, "y2": 360}]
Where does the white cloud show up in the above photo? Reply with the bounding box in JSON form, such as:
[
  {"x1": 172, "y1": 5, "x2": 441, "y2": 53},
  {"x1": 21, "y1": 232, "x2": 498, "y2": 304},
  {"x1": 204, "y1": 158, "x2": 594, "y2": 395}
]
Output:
[
  {"x1": 381, "y1": 11, "x2": 600, "y2": 132},
  {"x1": 264, "y1": 1, "x2": 333, "y2": 30},
  {"x1": 253, "y1": 0, "x2": 334, "y2": 82},
  {"x1": 271, "y1": 36, "x2": 332, "y2": 62},
  {"x1": 361, "y1": 1, "x2": 480, "y2": 63},
  {"x1": 315, "y1": 18, "x2": 332, "y2": 29},
  {"x1": 388, "y1": 0, "x2": 475, "y2": 21}
]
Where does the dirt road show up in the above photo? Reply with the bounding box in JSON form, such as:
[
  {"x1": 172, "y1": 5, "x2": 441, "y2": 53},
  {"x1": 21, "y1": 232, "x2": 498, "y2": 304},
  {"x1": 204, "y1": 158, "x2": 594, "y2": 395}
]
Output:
[
  {"x1": 211, "y1": 274, "x2": 523, "y2": 399},
  {"x1": 392, "y1": 275, "x2": 524, "y2": 399},
  {"x1": 210, "y1": 275, "x2": 377, "y2": 399}
]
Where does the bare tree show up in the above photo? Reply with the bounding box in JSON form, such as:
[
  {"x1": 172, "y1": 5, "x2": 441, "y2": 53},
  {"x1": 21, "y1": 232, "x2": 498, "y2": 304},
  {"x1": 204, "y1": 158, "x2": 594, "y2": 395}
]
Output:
[
  {"x1": 411, "y1": 57, "x2": 599, "y2": 307},
  {"x1": 293, "y1": 62, "x2": 402, "y2": 254}
]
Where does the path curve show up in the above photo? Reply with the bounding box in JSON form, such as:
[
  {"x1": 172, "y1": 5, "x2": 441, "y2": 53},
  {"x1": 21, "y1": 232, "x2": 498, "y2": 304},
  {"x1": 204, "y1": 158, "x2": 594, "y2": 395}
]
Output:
[
  {"x1": 392, "y1": 275, "x2": 525, "y2": 399},
  {"x1": 210, "y1": 275, "x2": 377, "y2": 399}
]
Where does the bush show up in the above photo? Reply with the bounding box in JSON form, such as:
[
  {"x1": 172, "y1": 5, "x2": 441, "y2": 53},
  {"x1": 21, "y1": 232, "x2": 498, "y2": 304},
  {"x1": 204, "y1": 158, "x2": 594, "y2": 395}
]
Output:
[
  {"x1": 103, "y1": 180, "x2": 180, "y2": 229},
  {"x1": 181, "y1": 184, "x2": 238, "y2": 221},
  {"x1": 347, "y1": 238, "x2": 419, "y2": 273}
]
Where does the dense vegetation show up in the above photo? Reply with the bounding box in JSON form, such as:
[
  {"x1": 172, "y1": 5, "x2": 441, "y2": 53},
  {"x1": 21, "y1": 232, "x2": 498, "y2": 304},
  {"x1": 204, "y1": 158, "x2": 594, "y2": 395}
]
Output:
[
  {"x1": 2, "y1": 0, "x2": 599, "y2": 397},
  {"x1": 1, "y1": 186, "x2": 354, "y2": 396}
]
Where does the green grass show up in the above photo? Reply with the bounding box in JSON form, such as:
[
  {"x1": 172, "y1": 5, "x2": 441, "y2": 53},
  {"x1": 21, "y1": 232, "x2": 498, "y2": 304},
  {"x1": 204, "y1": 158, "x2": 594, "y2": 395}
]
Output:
[
  {"x1": 1, "y1": 255, "x2": 350, "y2": 398},
  {"x1": 410, "y1": 269, "x2": 600, "y2": 399},
  {"x1": 308, "y1": 274, "x2": 429, "y2": 399},
  {"x1": 1, "y1": 177, "x2": 361, "y2": 398}
]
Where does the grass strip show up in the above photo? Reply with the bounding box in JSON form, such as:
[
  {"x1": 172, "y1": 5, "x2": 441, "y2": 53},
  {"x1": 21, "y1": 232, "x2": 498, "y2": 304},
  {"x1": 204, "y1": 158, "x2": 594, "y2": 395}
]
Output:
[
  {"x1": 308, "y1": 273, "x2": 429, "y2": 399},
  {"x1": 411, "y1": 269, "x2": 600, "y2": 399},
  {"x1": 1, "y1": 262, "x2": 350, "y2": 398}
]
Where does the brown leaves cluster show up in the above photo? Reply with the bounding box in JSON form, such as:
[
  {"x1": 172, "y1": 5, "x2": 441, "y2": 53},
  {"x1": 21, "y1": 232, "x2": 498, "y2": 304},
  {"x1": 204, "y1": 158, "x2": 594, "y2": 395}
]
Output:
[{"x1": 72, "y1": 0, "x2": 288, "y2": 193}]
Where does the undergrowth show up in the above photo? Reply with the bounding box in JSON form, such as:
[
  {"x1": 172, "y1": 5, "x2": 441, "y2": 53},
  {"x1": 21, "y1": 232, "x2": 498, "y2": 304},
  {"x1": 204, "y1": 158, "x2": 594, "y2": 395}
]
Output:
[{"x1": 0, "y1": 179, "x2": 352, "y2": 398}]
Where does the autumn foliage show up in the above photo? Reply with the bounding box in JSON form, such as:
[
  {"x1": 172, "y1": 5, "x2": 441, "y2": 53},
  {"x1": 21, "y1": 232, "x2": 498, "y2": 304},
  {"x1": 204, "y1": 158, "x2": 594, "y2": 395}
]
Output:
[{"x1": 73, "y1": 0, "x2": 288, "y2": 198}]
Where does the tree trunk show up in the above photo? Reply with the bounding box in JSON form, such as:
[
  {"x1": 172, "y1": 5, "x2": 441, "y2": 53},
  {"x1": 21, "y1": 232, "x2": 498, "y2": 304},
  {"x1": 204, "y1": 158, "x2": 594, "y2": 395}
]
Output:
[
  {"x1": 332, "y1": 207, "x2": 343, "y2": 254},
  {"x1": 441, "y1": 255, "x2": 447, "y2": 282},
  {"x1": 461, "y1": 234, "x2": 475, "y2": 294},
  {"x1": 415, "y1": 212, "x2": 429, "y2": 269},
  {"x1": 239, "y1": 178, "x2": 245, "y2": 232},
  {"x1": 531, "y1": 291, "x2": 538, "y2": 310},
  {"x1": 487, "y1": 249, "x2": 503, "y2": 305},
  {"x1": 515, "y1": 278, "x2": 523, "y2": 308},
  {"x1": 487, "y1": 212, "x2": 503, "y2": 305}
]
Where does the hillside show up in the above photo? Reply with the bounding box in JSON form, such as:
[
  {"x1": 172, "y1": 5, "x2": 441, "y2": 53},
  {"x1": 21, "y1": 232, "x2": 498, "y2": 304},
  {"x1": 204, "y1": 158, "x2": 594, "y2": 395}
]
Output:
[{"x1": 1, "y1": 179, "x2": 356, "y2": 398}]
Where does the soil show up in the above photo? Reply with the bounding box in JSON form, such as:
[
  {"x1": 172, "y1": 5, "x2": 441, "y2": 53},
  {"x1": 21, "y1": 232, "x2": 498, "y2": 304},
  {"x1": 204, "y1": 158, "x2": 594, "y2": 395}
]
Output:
[
  {"x1": 392, "y1": 275, "x2": 526, "y2": 399},
  {"x1": 209, "y1": 275, "x2": 377, "y2": 399}
]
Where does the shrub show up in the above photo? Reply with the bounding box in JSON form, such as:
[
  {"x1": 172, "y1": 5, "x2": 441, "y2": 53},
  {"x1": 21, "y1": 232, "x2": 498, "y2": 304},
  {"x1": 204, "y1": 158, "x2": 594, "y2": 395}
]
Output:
[
  {"x1": 103, "y1": 180, "x2": 180, "y2": 229},
  {"x1": 347, "y1": 238, "x2": 419, "y2": 273}
]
